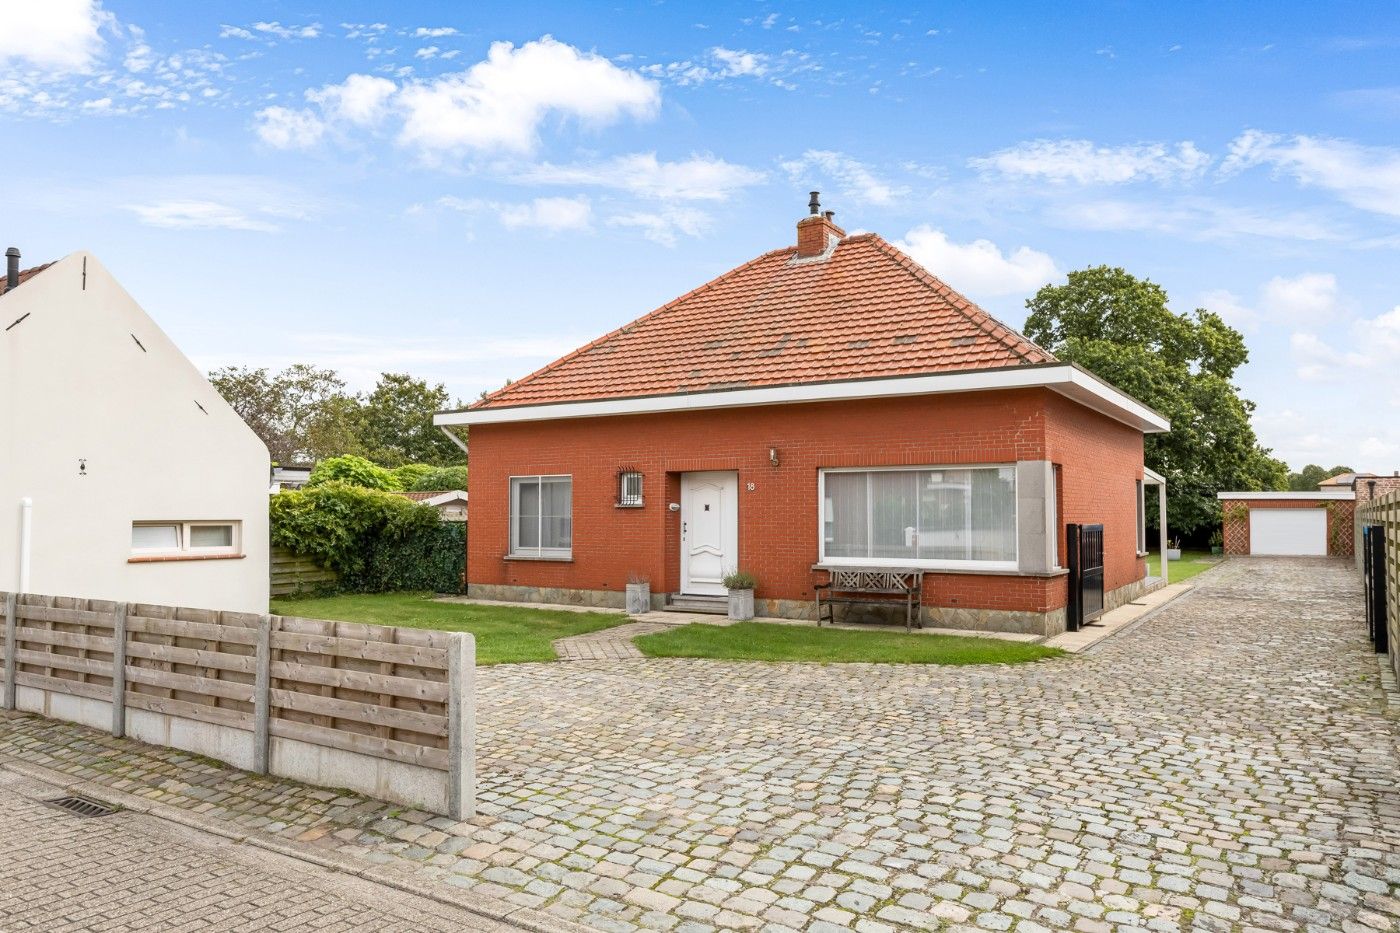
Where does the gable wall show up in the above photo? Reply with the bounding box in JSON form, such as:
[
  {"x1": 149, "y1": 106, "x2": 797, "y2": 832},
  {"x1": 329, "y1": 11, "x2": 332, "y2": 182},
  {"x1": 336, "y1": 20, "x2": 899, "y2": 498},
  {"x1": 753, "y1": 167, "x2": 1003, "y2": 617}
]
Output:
[{"x1": 0, "y1": 253, "x2": 269, "y2": 612}]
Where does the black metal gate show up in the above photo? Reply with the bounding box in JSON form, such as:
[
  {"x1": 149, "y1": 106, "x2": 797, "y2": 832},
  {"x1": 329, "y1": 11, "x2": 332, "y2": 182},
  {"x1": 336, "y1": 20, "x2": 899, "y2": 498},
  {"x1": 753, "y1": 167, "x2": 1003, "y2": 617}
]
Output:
[
  {"x1": 1066, "y1": 523, "x2": 1105, "y2": 632},
  {"x1": 1363, "y1": 524, "x2": 1388, "y2": 655}
]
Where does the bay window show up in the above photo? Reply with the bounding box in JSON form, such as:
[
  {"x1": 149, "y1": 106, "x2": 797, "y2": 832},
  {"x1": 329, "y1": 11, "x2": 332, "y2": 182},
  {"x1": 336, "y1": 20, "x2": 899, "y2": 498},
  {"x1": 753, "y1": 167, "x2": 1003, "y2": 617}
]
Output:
[
  {"x1": 820, "y1": 466, "x2": 1017, "y2": 569},
  {"x1": 510, "y1": 475, "x2": 572, "y2": 558}
]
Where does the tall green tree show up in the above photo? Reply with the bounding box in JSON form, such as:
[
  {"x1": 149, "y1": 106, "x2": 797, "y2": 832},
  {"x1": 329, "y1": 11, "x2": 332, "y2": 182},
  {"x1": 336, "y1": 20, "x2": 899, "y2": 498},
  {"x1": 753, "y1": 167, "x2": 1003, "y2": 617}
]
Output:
[
  {"x1": 1287, "y1": 464, "x2": 1353, "y2": 491},
  {"x1": 357, "y1": 373, "x2": 463, "y2": 467},
  {"x1": 1023, "y1": 266, "x2": 1287, "y2": 535},
  {"x1": 210, "y1": 364, "x2": 351, "y2": 463}
]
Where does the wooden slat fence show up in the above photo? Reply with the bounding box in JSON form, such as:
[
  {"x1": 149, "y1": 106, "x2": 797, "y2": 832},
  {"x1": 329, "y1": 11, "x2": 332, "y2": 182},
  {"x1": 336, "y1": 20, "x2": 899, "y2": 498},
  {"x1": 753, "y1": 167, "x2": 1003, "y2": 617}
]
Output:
[
  {"x1": 0, "y1": 591, "x2": 473, "y2": 818},
  {"x1": 270, "y1": 545, "x2": 339, "y2": 597},
  {"x1": 1356, "y1": 489, "x2": 1400, "y2": 681}
]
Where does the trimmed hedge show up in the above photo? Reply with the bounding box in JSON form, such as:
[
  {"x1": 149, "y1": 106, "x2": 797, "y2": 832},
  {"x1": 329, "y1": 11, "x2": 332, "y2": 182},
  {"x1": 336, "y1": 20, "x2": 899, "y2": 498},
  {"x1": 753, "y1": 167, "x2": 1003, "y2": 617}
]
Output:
[{"x1": 270, "y1": 481, "x2": 464, "y2": 594}]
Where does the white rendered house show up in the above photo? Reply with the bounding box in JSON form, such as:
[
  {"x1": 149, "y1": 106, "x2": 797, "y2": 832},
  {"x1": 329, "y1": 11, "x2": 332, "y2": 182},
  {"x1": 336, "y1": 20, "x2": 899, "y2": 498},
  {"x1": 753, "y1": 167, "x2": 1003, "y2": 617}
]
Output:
[{"x1": 0, "y1": 250, "x2": 269, "y2": 612}]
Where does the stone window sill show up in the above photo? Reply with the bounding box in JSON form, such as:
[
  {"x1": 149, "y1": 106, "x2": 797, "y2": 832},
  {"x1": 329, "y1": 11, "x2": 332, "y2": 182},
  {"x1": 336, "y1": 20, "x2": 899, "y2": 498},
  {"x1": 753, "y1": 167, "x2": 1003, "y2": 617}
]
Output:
[
  {"x1": 811, "y1": 563, "x2": 1068, "y2": 578},
  {"x1": 503, "y1": 554, "x2": 574, "y2": 562},
  {"x1": 128, "y1": 553, "x2": 245, "y2": 564}
]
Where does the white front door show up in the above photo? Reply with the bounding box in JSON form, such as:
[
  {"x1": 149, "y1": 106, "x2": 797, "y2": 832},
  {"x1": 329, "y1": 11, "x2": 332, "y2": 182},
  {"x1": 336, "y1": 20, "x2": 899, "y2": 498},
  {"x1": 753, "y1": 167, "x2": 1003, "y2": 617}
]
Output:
[{"x1": 681, "y1": 471, "x2": 739, "y2": 596}]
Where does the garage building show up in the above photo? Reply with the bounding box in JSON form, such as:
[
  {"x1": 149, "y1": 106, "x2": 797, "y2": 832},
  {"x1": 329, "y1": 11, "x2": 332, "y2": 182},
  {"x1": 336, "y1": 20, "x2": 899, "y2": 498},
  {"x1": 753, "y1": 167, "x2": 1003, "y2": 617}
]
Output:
[{"x1": 1217, "y1": 490, "x2": 1355, "y2": 558}]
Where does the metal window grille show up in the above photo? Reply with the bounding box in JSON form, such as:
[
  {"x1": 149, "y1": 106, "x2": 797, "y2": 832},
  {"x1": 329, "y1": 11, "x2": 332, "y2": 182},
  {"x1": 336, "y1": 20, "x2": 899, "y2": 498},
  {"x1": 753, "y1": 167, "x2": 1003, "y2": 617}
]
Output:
[{"x1": 618, "y1": 470, "x2": 644, "y2": 507}]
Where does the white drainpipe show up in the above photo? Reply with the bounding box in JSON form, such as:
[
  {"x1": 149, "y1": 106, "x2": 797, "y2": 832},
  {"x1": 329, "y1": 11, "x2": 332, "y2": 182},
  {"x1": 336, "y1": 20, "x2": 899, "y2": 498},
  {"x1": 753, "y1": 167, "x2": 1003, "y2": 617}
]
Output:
[{"x1": 18, "y1": 497, "x2": 32, "y2": 593}]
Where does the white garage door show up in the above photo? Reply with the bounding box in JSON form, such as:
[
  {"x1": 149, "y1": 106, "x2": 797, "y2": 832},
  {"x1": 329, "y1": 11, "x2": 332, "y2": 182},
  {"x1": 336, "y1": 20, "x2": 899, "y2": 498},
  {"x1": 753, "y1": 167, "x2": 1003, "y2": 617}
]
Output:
[{"x1": 1249, "y1": 508, "x2": 1327, "y2": 556}]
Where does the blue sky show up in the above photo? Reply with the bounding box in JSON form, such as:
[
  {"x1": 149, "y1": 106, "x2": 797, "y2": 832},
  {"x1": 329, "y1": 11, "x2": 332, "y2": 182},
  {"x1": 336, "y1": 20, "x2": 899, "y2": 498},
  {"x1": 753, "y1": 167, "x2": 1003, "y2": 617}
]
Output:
[{"x1": 4, "y1": 1, "x2": 1400, "y2": 473}]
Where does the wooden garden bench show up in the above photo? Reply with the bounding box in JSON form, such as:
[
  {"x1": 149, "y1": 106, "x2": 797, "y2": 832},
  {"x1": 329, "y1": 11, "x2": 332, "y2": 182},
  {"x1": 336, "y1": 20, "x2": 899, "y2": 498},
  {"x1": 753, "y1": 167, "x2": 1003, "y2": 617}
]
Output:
[{"x1": 814, "y1": 568, "x2": 924, "y2": 633}]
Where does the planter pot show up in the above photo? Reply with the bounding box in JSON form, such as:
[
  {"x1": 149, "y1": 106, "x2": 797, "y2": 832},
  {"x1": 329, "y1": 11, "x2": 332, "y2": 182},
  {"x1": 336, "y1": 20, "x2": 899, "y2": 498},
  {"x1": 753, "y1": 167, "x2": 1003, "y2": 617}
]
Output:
[
  {"x1": 1167, "y1": 548, "x2": 1182, "y2": 561},
  {"x1": 625, "y1": 582, "x2": 651, "y2": 616},
  {"x1": 1210, "y1": 546, "x2": 1223, "y2": 555},
  {"x1": 727, "y1": 588, "x2": 755, "y2": 621}
]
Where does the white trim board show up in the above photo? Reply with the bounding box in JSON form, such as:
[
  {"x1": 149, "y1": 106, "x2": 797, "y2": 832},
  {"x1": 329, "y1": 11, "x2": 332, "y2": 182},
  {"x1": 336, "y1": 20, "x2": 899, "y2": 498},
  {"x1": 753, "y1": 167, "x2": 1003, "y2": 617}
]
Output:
[
  {"x1": 435, "y1": 363, "x2": 1170, "y2": 434},
  {"x1": 1216, "y1": 491, "x2": 1355, "y2": 501}
]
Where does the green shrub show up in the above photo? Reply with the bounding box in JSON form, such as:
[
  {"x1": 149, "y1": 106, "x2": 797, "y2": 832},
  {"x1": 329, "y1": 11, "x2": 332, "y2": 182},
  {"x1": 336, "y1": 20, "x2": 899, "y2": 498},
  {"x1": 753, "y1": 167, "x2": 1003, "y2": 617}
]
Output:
[
  {"x1": 306, "y1": 455, "x2": 401, "y2": 491},
  {"x1": 270, "y1": 482, "x2": 464, "y2": 593},
  {"x1": 409, "y1": 464, "x2": 468, "y2": 491},
  {"x1": 390, "y1": 463, "x2": 436, "y2": 489},
  {"x1": 722, "y1": 569, "x2": 757, "y2": 590}
]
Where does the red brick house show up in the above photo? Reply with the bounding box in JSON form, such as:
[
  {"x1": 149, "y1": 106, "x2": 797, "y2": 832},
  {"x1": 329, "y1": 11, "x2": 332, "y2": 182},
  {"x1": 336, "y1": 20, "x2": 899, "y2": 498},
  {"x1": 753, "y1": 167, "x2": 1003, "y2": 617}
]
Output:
[{"x1": 435, "y1": 202, "x2": 1171, "y2": 635}]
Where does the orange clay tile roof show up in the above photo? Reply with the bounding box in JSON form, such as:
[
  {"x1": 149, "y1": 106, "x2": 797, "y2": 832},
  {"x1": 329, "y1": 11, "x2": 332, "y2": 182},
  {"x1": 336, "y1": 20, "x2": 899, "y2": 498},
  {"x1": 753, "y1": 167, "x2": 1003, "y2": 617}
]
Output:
[
  {"x1": 474, "y1": 233, "x2": 1055, "y2": 409},
  {"x1": 0, "y1": 261, "x2": 56, "y2": 297}
]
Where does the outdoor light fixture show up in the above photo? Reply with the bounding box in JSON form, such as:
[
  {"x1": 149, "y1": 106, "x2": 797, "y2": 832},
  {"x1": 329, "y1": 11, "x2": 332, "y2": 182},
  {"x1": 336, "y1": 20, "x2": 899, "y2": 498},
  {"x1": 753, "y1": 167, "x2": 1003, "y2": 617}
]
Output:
[{"x1": 769, "y1": 447, "x2": 779, "y2": 466}]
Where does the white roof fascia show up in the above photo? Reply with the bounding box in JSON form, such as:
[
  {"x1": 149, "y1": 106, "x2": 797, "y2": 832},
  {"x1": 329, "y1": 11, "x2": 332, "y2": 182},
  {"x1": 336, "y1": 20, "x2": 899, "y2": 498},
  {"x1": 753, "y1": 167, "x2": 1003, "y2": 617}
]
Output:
[
  {"x1": 435, "y1": 363, "x2": 1171, "y2": 434},
  {"x1": 1216, "y1": 490, "x2": 1355, "y2": 501}
]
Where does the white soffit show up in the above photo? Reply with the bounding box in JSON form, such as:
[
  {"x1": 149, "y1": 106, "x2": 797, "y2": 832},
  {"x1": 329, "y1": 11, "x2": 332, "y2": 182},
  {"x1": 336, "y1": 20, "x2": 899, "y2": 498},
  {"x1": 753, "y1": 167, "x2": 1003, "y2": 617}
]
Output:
[{"x1": 435, "y1": 363, "x2": 1171, "y2": 434}]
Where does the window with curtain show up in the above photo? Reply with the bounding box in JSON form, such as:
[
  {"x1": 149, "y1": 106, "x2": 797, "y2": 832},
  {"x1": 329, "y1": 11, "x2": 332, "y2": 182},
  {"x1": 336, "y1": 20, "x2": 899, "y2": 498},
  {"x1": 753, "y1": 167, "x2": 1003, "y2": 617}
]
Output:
[
  {"x1": 821, "y1": 467, "x2": 1017, "y2": 568},
  {"x1": 510, "y1": 475, "x2": 572, "y2": 558}
]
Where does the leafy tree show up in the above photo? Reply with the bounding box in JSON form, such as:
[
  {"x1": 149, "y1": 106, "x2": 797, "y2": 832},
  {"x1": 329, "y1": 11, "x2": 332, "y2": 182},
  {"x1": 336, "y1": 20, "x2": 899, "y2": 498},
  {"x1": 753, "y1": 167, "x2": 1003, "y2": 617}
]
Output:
[
  {"x1": 358, "y1": 373, "x2": 463, "y2": 467},
  {"x1": 1287, "y1": 464, "x2": 1353, "y2": 491},
  {"x1": 1023, "y1": 266, "x2": 1287, "y2": 535},
  {"x1": 305, "y1": 455, "x2": 400, "y2": 491},
  {"x1": 210, "y1": 364, "x2": 352, "y2": 463},
  {"x1": 408, "y1": 464, "x2": 469, "y2": 491}
]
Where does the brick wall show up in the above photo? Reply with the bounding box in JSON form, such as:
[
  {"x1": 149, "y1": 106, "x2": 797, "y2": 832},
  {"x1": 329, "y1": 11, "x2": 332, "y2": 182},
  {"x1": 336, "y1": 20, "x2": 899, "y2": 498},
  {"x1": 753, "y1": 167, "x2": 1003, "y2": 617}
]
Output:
[
  {"x1": 1221, "y1": 498, "x2": 1355, "y2": 558},
  {"x1": 466, "y1": 387, "x2": 1147, "y2": 616}
]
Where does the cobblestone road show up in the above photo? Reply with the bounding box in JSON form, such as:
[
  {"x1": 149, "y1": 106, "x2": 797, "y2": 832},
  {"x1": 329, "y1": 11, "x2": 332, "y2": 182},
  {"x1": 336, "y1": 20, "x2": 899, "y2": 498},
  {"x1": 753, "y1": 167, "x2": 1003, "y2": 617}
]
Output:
[
  {"x1": 0, "y1": 769, "x2": 514, "y2": 932},
  {"x1": 2, "y1": 557, "x2": 1397, "y2": 932}
]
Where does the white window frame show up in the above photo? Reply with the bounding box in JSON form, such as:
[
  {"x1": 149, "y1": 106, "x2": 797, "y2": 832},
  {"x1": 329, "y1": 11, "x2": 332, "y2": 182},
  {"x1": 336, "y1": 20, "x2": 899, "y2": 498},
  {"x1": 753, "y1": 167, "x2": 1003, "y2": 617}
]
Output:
[
  {"x1": 131, "y1": 521, "x2": 241, "y2": 557},
  {"x1": 817, "y1": 465, "x2": 1019, "y2": 571},
  {"x1": 509, "y1": 475, "x2": 573, "y2": 559}
]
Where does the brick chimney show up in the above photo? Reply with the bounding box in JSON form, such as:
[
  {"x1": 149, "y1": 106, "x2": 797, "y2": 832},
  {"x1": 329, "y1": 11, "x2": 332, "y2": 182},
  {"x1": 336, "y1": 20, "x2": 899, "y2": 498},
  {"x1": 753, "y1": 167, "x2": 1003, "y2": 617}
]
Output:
[{"x1": 795, "y1": 191, "x2": 845, "y2": 258}]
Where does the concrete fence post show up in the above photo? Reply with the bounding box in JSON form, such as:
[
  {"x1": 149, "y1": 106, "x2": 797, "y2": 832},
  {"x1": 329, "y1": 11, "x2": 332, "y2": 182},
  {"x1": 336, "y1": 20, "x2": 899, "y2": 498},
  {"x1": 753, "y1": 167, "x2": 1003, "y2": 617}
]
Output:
[
  {"x1": 447, "y1": 631, "x2": 476, "y2": 820},
  {"x1": 2, "y1": 592, "x2": 16, "y2": 710},
  {"x1": 253, "y1": 614, "x2": 272, "y2": 775},
  {"x1": 111, "y1": 603, "x2": 129, "y2": 737}
]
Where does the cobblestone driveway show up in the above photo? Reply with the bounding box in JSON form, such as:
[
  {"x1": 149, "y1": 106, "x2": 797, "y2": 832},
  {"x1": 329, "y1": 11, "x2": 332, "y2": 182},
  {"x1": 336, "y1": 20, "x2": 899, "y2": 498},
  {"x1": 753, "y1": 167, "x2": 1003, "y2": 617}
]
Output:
[{"x1": 2, "y1": 557, "x2": 1398, "y2": 933}]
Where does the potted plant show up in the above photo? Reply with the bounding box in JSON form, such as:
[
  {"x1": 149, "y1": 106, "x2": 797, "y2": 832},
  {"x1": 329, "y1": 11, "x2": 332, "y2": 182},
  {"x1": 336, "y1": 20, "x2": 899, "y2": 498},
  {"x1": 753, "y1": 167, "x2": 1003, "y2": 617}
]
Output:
[
  {"x1": 1208, "y1": 529, "x2": 1224, "y2": 555},
  {"x1": 1167, "y1": 536, "x2": 1182, "y2": 561},
  {"x1": 625, "y1": 572, "x2": 650, "y2": 615},
  {"x1": 722, "y1": 569, "x2": 756, "y2": 621}
]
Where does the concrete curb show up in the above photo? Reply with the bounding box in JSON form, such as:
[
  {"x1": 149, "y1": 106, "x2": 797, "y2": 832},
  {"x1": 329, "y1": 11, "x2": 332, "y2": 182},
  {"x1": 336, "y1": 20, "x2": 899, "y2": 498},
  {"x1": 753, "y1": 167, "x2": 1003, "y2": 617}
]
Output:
[
  {"x1": 1076, "y1": 581, "x2": 1206, "y2": 656},
  {"x1": 0, "y1": 754, "x2": 592, "y2": 933}
]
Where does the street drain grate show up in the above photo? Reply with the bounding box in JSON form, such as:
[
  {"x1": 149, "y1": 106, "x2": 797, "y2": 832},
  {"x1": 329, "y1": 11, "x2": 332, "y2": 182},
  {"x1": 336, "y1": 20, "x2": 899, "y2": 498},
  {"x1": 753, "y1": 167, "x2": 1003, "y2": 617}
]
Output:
[{"x1": 46, "y1": 796, "x2": 118, "y2": 818}]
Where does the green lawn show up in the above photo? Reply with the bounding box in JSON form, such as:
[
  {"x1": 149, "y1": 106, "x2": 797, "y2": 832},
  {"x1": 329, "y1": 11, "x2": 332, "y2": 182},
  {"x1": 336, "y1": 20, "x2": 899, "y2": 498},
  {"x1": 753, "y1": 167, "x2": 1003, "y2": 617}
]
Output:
[
  {"x1": 635, "y1": 621, "x2": 1064, "y2": 665},
  {"x1": 268, "y1": 592, "x2": 627, "y2": 665},
  {"x1": 1164, "y1": 549, "x2": 1225, "y2": 583}
]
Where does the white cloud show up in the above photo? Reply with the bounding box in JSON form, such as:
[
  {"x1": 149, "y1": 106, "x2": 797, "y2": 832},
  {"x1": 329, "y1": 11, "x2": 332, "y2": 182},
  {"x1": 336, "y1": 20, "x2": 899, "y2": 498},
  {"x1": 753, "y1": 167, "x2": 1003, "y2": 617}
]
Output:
[
  {"x1": 1050, "y1": 197, "x2": 1342, "y2": 243},
  {"x1": 639, "y1": 46, "x2": 806, "y2": 87},
  {"x1": 518, "y1": 153, "x2": 764, "y2": 201},
  {"x1": 498, "y1": 196, "x2": 592, "y2": 231},
  {"x1": 306, "y1": 74, "x2": 397, "y2": 125},
  {"x1": 780, "y1": 150, "x2": 903, "y2": 205},
  {"x1": 608, "y1": 208, "x2": 709, "y2": 246},
  {"x1": 414, "y1": 27, "x2": 459, "y2": 38},
  {"x1": 0, "y1": 0, "x2": 113, "y2": 72},
  {"x1": 1290, "y1": 331, "x2": 1369, "y2": 381},
  {"x1": 1222, "y1": 129, "x2": 1400, "y2": 218},
  {"x1": 1199, "y1": 288, "x2": 1260, "y2": 330},
  {"x1": 396, "y1": 36, "x2": 659, "y2": 156},
  {"x1": 253, "y1": 106, "x2": 326, "y2": 149},
  {"x1": 436, "y1": 195, "x2": 593, "y2": 233},
  {"x1": 1260, "y1": 272, "x2": 1340, "y2": 323},
  {"x1": 252, "y1": 21, "x2": 321, "y2": 40},
  {"x1": 415, "y1": 46, "x2": 441, "y2": 60},
  {"x1": 896, "y1": 226, "x2": 1060, "y2": 296},
  {"x1": 218, "y1": 25, "x2": 255, "y2": 40},
  {"x1": 710, "y1": 47, "x2": 768, "y2": 77},
  {"x1": 125, "y1": 200, "x2": 280, "y2": 232},
  {"x1": 971, "y1": 139, "x2": 1212, "y2": 185}
]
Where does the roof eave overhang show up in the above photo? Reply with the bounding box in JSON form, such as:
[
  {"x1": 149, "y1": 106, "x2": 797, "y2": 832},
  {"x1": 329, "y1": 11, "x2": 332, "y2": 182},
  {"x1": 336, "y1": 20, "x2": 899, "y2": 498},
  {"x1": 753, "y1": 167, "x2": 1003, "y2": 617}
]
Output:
[
  {"x1": 1217, "y1": 490, "x2": 1356, "y2": 501},
  {"x1": 434, "y1": 362, "x2": 1171, "y2": 434}
]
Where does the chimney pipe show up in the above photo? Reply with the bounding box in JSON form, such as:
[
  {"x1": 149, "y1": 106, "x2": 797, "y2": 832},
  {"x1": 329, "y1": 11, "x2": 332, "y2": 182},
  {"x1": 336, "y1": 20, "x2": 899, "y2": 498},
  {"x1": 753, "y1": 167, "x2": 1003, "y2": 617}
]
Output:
[
  {"x1": 5, "y1": 247, "x2": 18, "y2": 292},
  {"x1": 808, "y1": 191, "x2": 821, "y2": 215}
]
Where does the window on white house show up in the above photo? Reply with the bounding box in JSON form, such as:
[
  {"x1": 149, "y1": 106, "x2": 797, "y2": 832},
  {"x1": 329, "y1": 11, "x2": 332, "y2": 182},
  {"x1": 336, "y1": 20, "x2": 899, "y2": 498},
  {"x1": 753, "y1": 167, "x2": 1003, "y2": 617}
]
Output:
[
  {"x1": 821, "y1": 467, "x2": 1017, "y2": 569},
  {"x1": 131, "y1": 521, "x2": 240, "y2": 556},
  {"x1": 510, "y1": 475, "x2": 572, "y2": 558}
]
